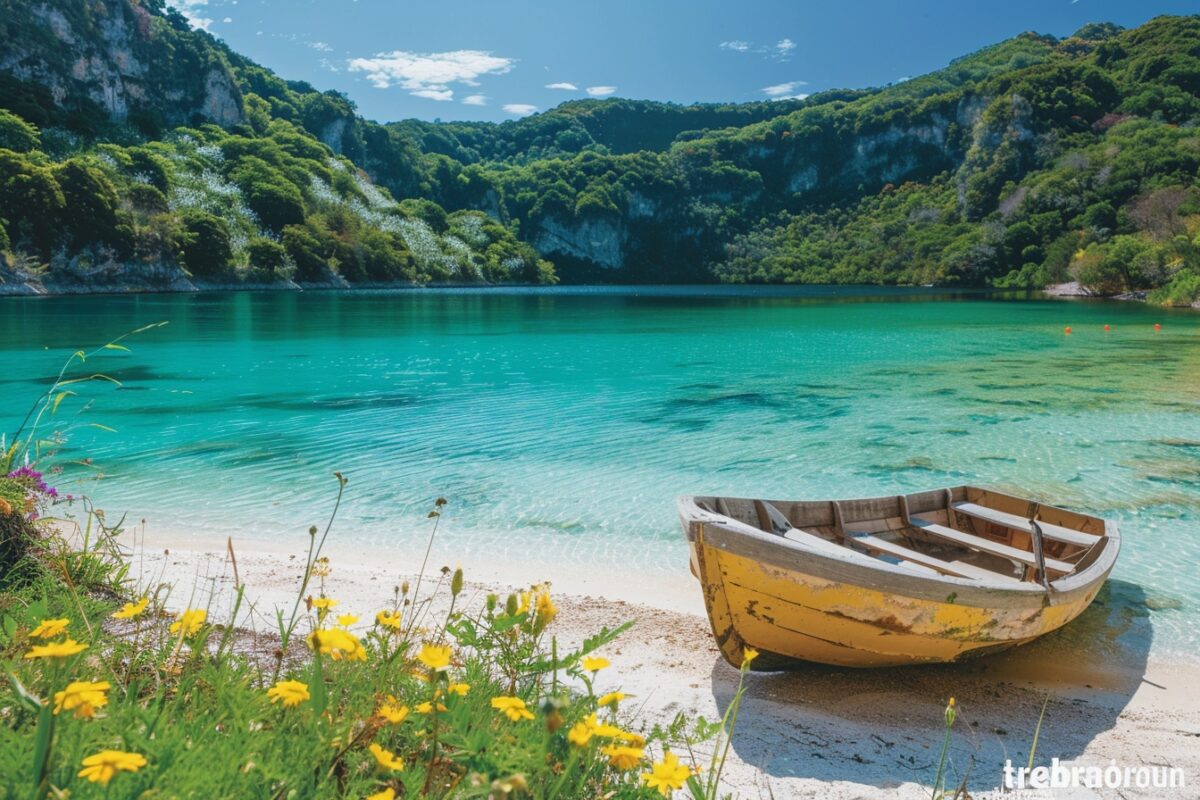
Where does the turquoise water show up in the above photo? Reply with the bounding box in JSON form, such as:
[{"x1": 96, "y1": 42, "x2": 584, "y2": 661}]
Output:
[{"x1": 1, "y1": 287, "x2": 1198, "y2": 652}]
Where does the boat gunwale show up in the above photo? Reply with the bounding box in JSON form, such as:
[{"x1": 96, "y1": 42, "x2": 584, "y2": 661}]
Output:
[{"x1": 677, "y1": 487, "x2": 1120, "y2": 610}]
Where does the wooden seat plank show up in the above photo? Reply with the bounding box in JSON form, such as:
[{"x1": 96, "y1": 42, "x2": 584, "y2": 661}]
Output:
[
  {"x1": 910, "y1": 517, "x2": 1074, "y2": 575},
  {"x1": 896, "y1": 560, "x2": 941, "y2": 577},
  {"x1": 952, "y1": 502, "x2": 1100, "y2": 548},
  {"x1": 848, "y1": 532, "x2": 1023, "y2": 583},
  {"x1": 781, "y1": 524, "x2": 1027, "y2": 584}
]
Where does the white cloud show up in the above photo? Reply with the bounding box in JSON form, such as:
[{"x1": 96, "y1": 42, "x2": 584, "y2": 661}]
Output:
[
  {"x1": 347, "y1": 50, "x2": 515, "y2": 102},
  {"x1": 167, "y1": 0, "x2": 213, "y2": 31},
  {"x1": 772, "y1": 93, "x2": 809, "y2": 101},
  {"x1": 411, "y1": 88, "x2": 454, "y2": 101},
  {"x1": 545, "y1": 82, "x2": 579, "y2": 91},
  {"x1": 722, "y1": 37, "x2": 798, "y2": 61},
  {"x1": 761, "y1": 80, "x2": 808, "y2": 97},
  {"x1": 502, "y1": 103, "x2": 538, "y2": 116},
  {"x1": 462, "y1": 94, "x2": 488, "y2": 106},
  {"x1": 222, "y1": 16, "x2": 232, "y2": 23},
  {"x1": 307, "y1": 41, "x2": 333, "y2": 52},
  {"x1": 585, "y1": 85, "x2": 616, "y2": 97}
]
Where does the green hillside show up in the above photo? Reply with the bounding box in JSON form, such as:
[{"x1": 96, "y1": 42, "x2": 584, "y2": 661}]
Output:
[
  {"x1": 1, "y1": 1, "x2": 1198, "y2": 302},
  {"x1": 0, "y1": 0, "x2": 552, "y2": 290}
]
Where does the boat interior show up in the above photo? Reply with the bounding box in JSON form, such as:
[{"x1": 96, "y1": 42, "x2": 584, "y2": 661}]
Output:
[{"x1": 693, "y1": 486, "x2": 1110, "y2": 586}]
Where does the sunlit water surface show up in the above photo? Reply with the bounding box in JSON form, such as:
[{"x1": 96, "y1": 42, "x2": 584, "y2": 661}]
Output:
[{"x1": 1, "y1": 287, "x2": 1197, "y2": 656}]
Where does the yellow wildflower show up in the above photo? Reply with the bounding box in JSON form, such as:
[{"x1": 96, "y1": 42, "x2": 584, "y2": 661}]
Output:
[
  {"x1": 30, "y1": 618, "x2": 70, "y2": 639},
  {"x1": 112, "y1": 597, "x2": 148, "y2": 620},
  {"x1": 376, "y1": 609, "x2": 402, "y2": 630},
  {"x1": 24, "y1": 639, "x2": 88, "y2": 660},
  {"x1": 368, "y1": 743, "x2": 405, "y2": 772},
  {"x1": 491, "y1": 696, "x2": 534, "y2": 722},
  {"x1": 312, "y1": 597, "x2": 339, "y2": 611},
  {"x1": 78, "y1": 750, "x2": 147, "y2": 786},
  {"x1": 336, "y1": 614, "x2": 359, "y2": 627},
  {"x1": 642, "y1": 751, "x2": 691, "y2": 797},
  {"x1": 573, "y1": 712, "x2": 622, "y2": 739},
  {"x1": 308, "y1": 628, "x2": 367, "y2": 661},
  {"x1": 741, "y1": 647, "x2": 759, "y2": 668},
  {"x1": 581, "y1": 655, "x2": 610, "y2": 672},
  {"x1": 414, "y1": 700, "x2": 447, "y2": 714},
  {"x1": 170, "y1": 609, "x2": 207, "y2": 637},
  {"x1": 598, "y1": 691, "x2": 627, "y2": 708},
  {"x1": 446, "y1": 682, "x2": 470, "y2": 697},
  {"x1": 602, "y1": 743, "x2": 645, "y2": 770},
  {"x1": 377, "y1": 697, "x2": 409, "y2": 724},
  {"x1": 53, "y1": 680, "x2": 111, "y2": 719},
  {"x1": 416, "y1": 643, "x2": 453, "y2": 671},
  {"x1": 267, "y1": 680, "x2": 310, "y2": 707},
  {"x1": 367, "y1": 789, "x2": 396, "y2": 800},
  {"x1": 535, "y1": 589, "x2": 557, "y2": 627},
  {"x1": 567, "y1": 721, "x2": 592, "y2": 747}
]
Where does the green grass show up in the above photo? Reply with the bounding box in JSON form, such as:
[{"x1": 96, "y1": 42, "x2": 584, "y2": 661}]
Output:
[{"x1": 0, "y1": 480, "x2": 762, "y2": 799}]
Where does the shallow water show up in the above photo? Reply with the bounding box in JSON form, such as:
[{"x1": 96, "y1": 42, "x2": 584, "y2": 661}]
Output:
[{"x1": 1, "y1": 287, "x2": 1197, "y2": 655}]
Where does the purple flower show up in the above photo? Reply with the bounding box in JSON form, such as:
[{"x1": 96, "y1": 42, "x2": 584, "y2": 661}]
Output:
[{"x1": 7, "y1": 466, "x2": 58, "y2": 503}]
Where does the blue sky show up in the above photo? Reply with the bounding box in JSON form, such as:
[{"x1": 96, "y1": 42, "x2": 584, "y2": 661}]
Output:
[{"x1": 170, "y1": 0, "x2": 1198, "y2": 124}]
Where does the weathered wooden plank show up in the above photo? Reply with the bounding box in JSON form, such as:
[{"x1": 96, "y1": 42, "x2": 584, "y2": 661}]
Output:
[
  {"x1": 908, "y1": 517, "x2": 1074, "y2": 575},
  {"x1": 952, "y1": 501, "x2": 1100, "y2": 548},
  {"x1": 845, "y1": 532, "x2": 1023, "y2": 583}
]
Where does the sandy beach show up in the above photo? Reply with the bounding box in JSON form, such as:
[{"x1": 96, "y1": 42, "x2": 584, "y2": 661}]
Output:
[{"x1": 116, "y1": 525, "x2": 1200, "y2": 800}]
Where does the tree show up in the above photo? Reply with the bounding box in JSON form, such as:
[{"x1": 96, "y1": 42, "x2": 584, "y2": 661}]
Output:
[
  {"x1": 0, "y1": 109, "x2": 39, "y2": 152},
  {"x1": 1127, "y1": 187, "x2": 1189, "y2": 241},
  {"x1": 53, "y1": 160, "x2": 121, "y2": 249},
  {"x1": 281, "y1": 223, "x2": 332, "y2": 281},
  {"x1": 180, "y1": 213, "x2": 233, "y2": 277},
  {"x1": 246, "y1": 237, "x2": 290, "y2": 280},
  {"x1": 228, "y1": 157, "x2": 306, "y2": 234},
  {"x1": 0, "y1": 153, "x2": 64, "y2": 256}
]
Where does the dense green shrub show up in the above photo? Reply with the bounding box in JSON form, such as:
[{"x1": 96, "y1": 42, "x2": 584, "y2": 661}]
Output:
[
  {"x1": 0, "y1": 109, "x2": 38, "y2": 152},
  {"x1": 246, "y1": 237, "x2": 290, "y2": 280},
  {"x1": 180, "y1": 212, "x2": 234, "y2": 278}
]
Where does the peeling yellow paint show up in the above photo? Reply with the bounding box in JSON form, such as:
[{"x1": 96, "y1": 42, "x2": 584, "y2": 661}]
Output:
[{"x1": 695, "y1": 539, "x2": 1098, "y2": 669}]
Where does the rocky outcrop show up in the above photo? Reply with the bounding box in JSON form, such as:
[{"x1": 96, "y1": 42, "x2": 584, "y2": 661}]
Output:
[
  {"x1": 779, "y1": 96, "x2": 986, "y2": 199},
  {"x1": 201, "y1": 68, "x2": 243, "y2": 127},
  {"x1": 4, "y1": 0, "x2": 244, "y2": 128},
  {"x1": 532, "y1": 215, "x2": 627, "y2": 270}
]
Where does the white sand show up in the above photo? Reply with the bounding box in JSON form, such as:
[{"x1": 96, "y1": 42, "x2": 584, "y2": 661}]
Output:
[{"x1": 121, "y1": 526, "x2": 1200, "y2": 799}]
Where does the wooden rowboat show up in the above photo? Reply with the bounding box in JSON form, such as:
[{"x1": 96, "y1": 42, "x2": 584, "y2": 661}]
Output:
[{"x1": 677, "y1": 486, "x2": 1119, "y2": 669}]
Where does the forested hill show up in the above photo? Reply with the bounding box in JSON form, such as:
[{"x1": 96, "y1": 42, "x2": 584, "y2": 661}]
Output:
[{"x1": 1, "y1": 3, "x2": 1199, "y2": 303}]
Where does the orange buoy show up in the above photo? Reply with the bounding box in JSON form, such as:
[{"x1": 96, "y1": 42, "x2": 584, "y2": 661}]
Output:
[
  {"x1": 1154, "y1": 323, "x2": 1162, "y2": 331},
  {"x1": 1104, "y1": 324, "x2": 1110, "y2": 331},
  {"x1": 1064, "y1": 326, "x2": 1072, "y2": 335}
]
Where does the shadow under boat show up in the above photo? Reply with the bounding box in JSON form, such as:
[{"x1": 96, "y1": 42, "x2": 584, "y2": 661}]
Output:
[{"x1": 708, "y1": 578, "x2": 1153, "y2": 793}]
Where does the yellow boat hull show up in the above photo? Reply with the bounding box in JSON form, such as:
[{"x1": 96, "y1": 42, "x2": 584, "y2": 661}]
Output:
[{"x1": 680, "y1": 487, "x2": 1119, "y2": 669}]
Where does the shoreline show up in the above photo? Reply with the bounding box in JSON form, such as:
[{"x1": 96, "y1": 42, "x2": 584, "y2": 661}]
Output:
[
  {"x1": 122, "y1": 526, "x2": 1200, "y2": 798},
  {"x1": 0, "y1": 272, "x2": 1183, "y2": 306}
]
